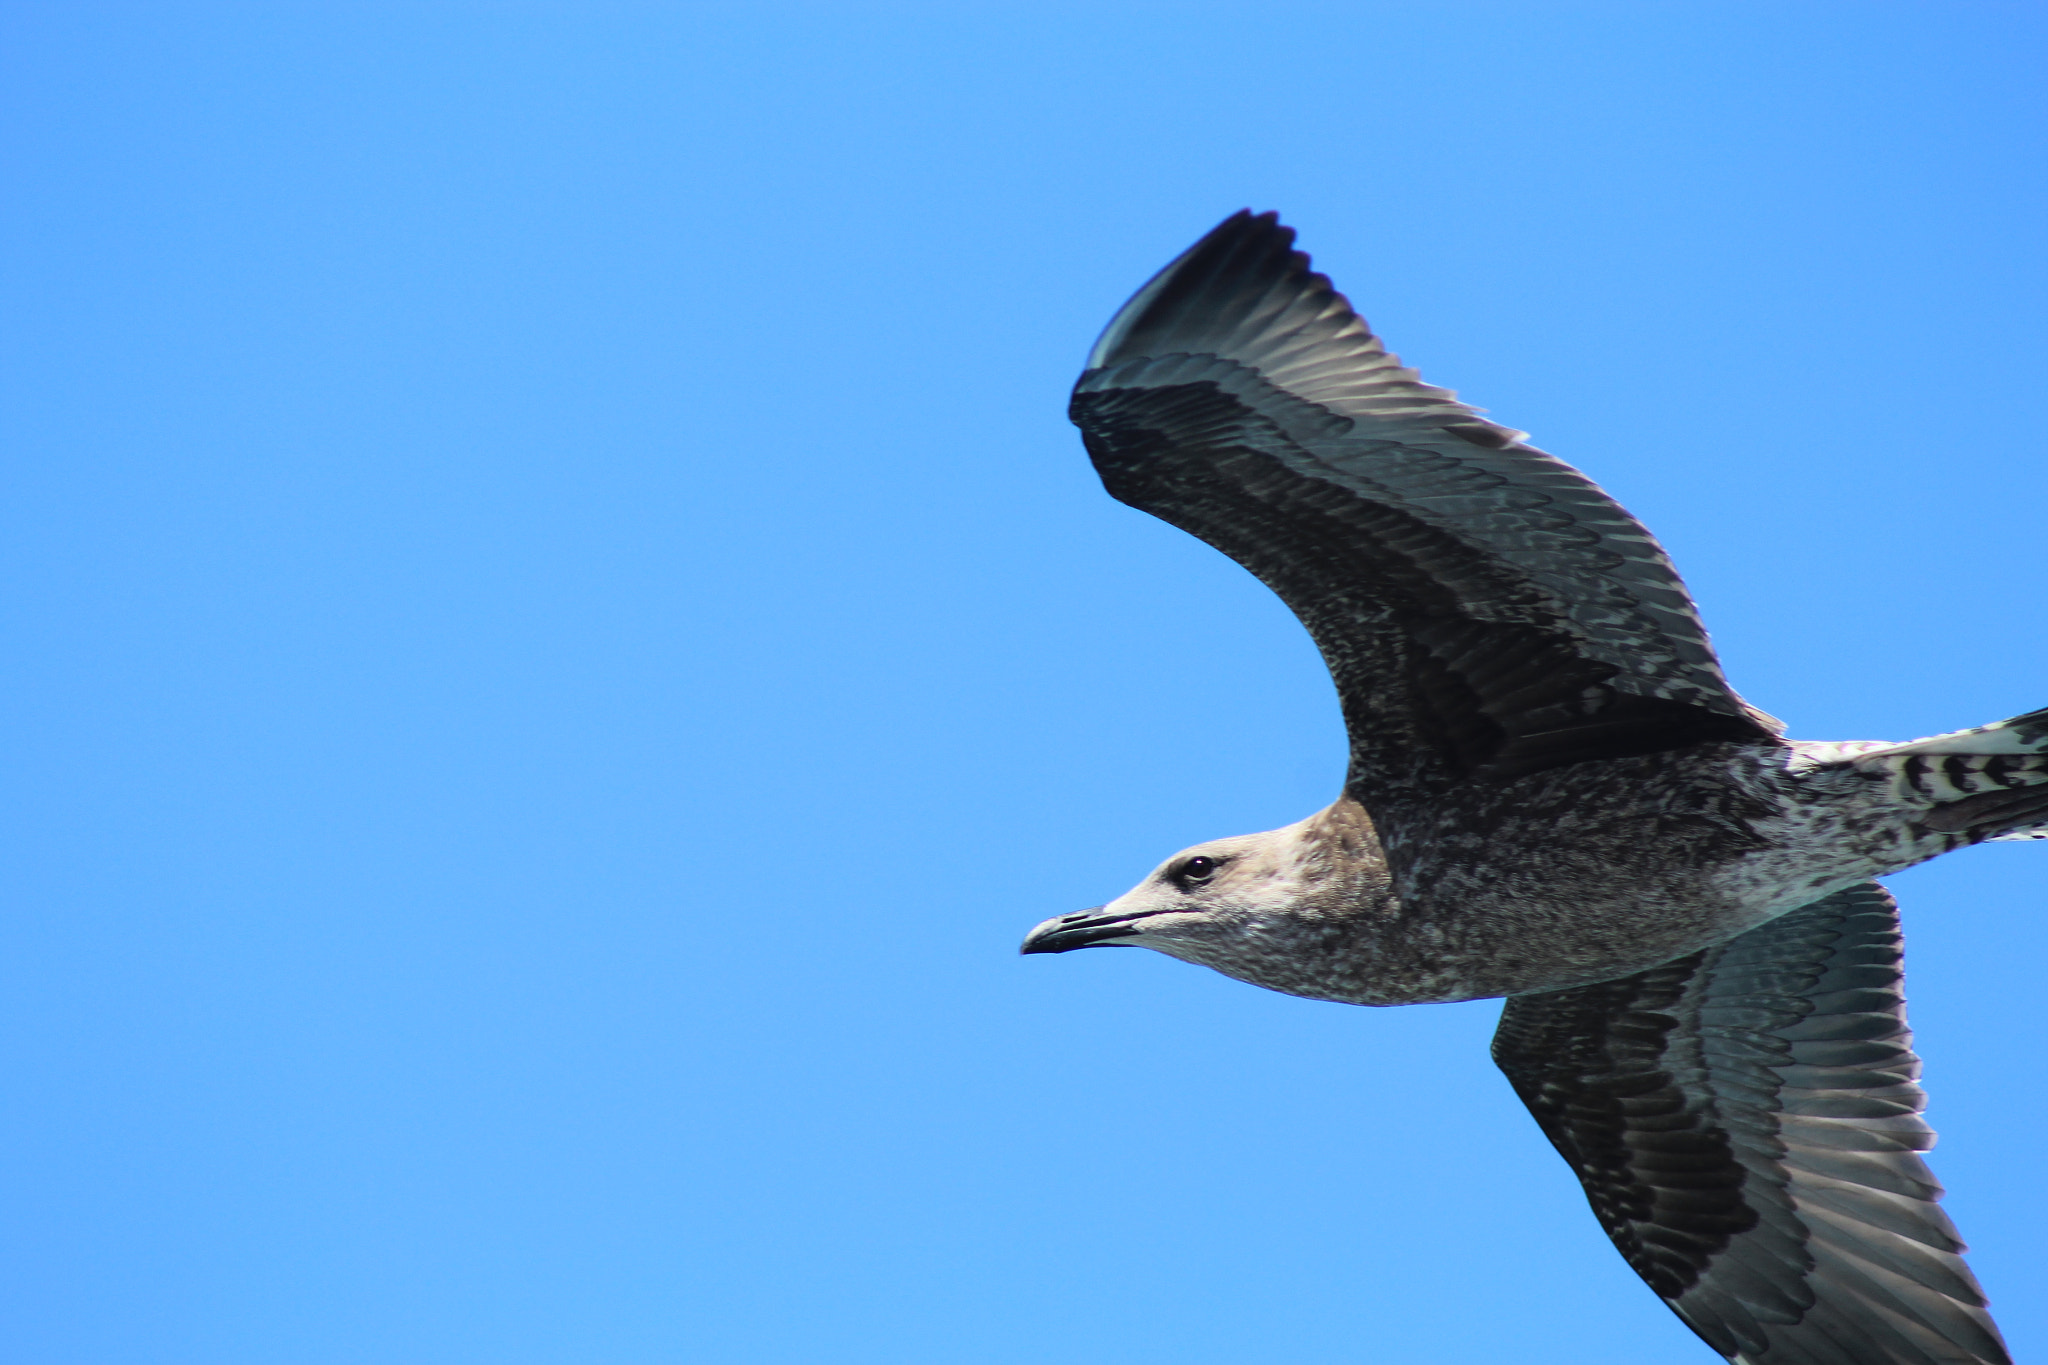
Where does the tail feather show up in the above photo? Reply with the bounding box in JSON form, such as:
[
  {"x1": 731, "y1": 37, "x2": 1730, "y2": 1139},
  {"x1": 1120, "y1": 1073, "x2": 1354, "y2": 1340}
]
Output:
[
  {"x1": 1844, "y1": 707, "x2": 2048, "y2": 841},
  {"x1": 1872, "y1": 706, "x2": 2048, "y2": 758}
]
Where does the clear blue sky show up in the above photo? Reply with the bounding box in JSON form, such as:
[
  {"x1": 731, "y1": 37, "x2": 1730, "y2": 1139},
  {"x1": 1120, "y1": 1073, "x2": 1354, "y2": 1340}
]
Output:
[{"x1": 4, "y1": 5, "x2": 2044, "y2": 1362}]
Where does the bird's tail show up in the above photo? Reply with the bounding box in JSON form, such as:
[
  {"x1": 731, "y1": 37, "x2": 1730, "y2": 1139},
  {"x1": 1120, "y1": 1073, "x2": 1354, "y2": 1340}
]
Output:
[{"x1": 1849, "y1": 706, "x2": 2048, "y2": 841}]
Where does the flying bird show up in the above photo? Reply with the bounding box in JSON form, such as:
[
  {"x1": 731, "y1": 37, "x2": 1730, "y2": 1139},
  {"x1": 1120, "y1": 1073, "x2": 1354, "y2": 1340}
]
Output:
[{"x1": 1022, "y1": 211, "x2": 2044, "y2": 1365}]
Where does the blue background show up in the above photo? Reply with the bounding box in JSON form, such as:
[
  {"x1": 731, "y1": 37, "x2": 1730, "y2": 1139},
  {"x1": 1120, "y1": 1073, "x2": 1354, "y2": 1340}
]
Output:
[{"x1": 5, "y1": 5, "x2": 2044, "y2": 1362}]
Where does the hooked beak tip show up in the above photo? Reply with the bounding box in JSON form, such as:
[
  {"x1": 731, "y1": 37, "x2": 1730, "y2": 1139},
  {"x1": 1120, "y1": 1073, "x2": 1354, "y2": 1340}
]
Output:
[{"x1": 1020, "y1": 907, "x2": 1143, "y2": 955}]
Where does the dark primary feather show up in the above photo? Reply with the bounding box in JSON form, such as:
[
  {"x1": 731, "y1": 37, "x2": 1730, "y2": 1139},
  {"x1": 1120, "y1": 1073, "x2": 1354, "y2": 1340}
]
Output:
[
  {"x1": 1070, "y1": 211, "x2": 1779, "y2": 798},
  {"x1": 1493, "y1": 885, "x2": 2009, "y2": 1365}
]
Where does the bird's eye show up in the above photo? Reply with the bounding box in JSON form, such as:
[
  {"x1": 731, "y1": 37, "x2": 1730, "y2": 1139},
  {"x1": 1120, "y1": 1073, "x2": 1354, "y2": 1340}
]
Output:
[{"x1": 1177, "y1": 856, "x2": 1218, "y2": 883}]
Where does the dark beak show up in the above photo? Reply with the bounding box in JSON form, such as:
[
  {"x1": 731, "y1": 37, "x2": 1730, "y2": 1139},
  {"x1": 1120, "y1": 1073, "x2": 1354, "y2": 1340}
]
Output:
[{"x1": 1020, "y1": 908, "x2": 1148, "y2": 954}]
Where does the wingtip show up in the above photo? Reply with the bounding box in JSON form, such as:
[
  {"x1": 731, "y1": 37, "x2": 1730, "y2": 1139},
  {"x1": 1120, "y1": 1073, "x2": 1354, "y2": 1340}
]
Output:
[
  {"x1": 1083, "y1": 209, "x2": 1309, "y2": 371},
  {"x1": 1206, "y1": 206, "x2": 1286, "y2": 238}
]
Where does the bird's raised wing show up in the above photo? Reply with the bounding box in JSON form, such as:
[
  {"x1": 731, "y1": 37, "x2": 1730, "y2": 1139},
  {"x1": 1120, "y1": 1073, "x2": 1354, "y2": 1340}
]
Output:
[
  {"x1": 1071, "y1": 211, "x2": 1778, "y2": 799},
  {"x1": 1492, "y1": 884, "x2": 2008, "y2": 1365}
]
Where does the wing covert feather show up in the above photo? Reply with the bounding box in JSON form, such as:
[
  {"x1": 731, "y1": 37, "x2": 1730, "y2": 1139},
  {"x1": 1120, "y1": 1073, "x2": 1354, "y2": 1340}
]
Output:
[
  {"x1": 1492, "y1": 885, "x2": 2009, "y2": 1364},
  {"x1": 1072, "y1": 211, "x2": 1778, "y2": 794}
]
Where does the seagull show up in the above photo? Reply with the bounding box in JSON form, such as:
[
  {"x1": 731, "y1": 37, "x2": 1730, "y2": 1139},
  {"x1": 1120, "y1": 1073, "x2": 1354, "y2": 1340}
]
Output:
[{"x1": 1022, "y1": 211, "x2": 2044, "y2": 1365}]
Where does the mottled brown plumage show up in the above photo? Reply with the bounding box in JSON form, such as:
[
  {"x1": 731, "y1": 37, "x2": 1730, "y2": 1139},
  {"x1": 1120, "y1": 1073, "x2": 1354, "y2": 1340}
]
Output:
[{"x1": 1023, "y1": 212, "x2": 2044, "y2": 1363}]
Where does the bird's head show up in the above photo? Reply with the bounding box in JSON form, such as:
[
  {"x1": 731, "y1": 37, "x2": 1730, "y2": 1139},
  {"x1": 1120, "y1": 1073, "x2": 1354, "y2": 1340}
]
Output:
[
  {"x1": 1020, "y1": 800, "x2": 1390, "y2": 997},
  {"x1": 1020, "y1": 831, "x2": 1284, "y2": 956}
]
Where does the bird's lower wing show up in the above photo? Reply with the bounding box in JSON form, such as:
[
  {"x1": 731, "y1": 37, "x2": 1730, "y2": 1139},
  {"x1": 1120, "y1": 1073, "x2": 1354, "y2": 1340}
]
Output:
[{"x1": 1491, "y1": 884, "x2": 2008, "y2": 1364}]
